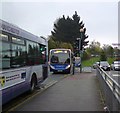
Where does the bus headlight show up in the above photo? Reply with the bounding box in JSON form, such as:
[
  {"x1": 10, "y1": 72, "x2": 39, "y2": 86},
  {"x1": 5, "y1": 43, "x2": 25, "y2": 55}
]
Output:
[
  {"x1": 50, "y1": 65, "x2": 55, "y2": 69},
  {"x1": 65, "y1": 65, "x2": 70, "y2": 69}
]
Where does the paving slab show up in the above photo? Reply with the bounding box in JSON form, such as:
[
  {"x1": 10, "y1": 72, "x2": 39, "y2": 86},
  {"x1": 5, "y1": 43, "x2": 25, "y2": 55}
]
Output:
[{"x1": 14, "y1": 72, "x2": 104, "y2": 111}]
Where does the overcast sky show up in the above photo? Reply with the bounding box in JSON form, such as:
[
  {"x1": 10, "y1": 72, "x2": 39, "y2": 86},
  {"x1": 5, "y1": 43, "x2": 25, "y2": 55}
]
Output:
[{"x1": 1, "y1": 0, "x2": 119, "y2": 47}]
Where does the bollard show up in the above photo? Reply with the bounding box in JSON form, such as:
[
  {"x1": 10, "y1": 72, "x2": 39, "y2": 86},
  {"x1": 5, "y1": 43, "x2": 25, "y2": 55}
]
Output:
[{"x1": 72, "y1": 62, "x2": 75, "y2": 75}]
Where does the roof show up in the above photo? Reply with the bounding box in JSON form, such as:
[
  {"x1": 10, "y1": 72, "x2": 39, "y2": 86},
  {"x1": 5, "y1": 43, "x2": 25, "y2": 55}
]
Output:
[{"x1": 0, "y1": 19, "x2": 47, "y2": 45}]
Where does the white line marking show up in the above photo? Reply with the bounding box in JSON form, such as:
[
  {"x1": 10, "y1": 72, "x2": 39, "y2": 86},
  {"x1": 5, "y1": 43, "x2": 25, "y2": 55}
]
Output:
[{"x1": 113, "y1": 74, "x2": 120, "y2": 76}]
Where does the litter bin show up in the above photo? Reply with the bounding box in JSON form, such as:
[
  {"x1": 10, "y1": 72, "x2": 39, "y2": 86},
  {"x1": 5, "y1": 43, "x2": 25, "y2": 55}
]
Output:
[{"x1": 42, "y1": 64, "x2": 48, "y2": 80}]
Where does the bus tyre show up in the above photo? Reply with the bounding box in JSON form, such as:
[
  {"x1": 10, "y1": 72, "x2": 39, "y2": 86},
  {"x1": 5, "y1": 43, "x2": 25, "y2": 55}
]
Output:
[{"x1": 30, "y1": 76, "x2": 37, "y2": 92}]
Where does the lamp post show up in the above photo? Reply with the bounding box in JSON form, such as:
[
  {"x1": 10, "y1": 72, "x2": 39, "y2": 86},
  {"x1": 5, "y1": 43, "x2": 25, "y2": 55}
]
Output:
[
  {"x1": 80, "y1": 28, "x2": 84, "y2": 73},
  {"x1": 77, "y1": 38, "x2": 81, "y2": 72}
]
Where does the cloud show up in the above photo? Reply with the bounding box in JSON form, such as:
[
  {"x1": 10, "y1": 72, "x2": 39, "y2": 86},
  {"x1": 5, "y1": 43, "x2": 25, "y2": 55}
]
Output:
[{"x1": 1, "y1": 1, "x2": 118, "y2": 45}]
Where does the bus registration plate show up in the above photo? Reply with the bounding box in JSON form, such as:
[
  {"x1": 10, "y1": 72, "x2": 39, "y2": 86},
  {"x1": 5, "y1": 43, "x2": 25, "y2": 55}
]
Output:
[{"x1": 58, "y1": 70, "x2": 62, "y2": 72}]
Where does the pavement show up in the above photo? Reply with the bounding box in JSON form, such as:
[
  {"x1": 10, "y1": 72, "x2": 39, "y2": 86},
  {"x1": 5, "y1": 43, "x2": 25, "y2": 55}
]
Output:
[{"x1": 14, "y1": 69, "x2": 104, "y2": 111}]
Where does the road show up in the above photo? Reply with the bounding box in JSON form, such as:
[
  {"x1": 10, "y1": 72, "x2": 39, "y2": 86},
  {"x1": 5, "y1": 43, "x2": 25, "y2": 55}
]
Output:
[{"x1": 106, "y1": 70, "x2": 120, "y2": 85}]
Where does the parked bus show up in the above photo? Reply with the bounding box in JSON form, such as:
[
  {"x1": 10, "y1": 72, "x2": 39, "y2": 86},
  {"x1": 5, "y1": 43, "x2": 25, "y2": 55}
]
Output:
[
  {"x1": 0, "y1": 19, "x2": 48, "y2": 104},
  {"x1": 49, "y1": 49, "x2": 74, "y2": 74}
]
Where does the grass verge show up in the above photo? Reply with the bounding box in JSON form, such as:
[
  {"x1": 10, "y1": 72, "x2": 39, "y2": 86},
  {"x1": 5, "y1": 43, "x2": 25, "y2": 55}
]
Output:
[
  {"x1": 82, "y1": 57, "x2": 99, "y2": 67},
  {"x1": 82, "y1": 57, "x2": 115, "y2": 67}
]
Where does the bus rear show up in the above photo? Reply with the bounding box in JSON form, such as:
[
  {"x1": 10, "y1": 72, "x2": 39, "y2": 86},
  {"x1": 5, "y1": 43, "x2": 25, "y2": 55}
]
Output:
[{"x1": 49, "y1": 49, "x2": 72, "y2": 74}]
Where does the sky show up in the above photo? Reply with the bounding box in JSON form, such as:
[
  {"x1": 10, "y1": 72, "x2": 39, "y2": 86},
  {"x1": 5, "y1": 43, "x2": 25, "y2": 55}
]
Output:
[{"x1": 0, "y1": 0, "x2": 119, "y2": 47}]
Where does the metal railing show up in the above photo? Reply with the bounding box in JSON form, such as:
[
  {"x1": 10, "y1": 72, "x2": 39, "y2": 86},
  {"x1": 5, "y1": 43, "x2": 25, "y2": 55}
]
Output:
[{"x1": 96, "y1": 66, "x2": 120, "y2": 112}]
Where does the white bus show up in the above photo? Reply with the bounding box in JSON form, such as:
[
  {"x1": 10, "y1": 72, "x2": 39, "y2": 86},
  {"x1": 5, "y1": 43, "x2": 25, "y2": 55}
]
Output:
[
  {"x1": 0, "y1": 19, "x2": 48, "y2": 105},
  {"x1": 49, "y1": 49, "x2": 74, "y2": 74}
]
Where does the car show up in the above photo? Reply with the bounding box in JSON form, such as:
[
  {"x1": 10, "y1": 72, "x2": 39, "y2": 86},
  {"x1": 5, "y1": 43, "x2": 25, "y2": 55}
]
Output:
[
  {"x1": 99, "y1": 61, "x2": 110, "y2": 71},
  {"x1": 111, "y1": 61, "x2": 120, "y2": 71},
  {"x1": 93, "y1": 61, "x2": 100, "y2": 69}
]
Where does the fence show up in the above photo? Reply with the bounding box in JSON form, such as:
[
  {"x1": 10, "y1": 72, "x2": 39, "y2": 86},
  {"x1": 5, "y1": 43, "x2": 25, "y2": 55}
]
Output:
[{"x1": 96, "y1": 66, "x2": 120, "y2": 112}]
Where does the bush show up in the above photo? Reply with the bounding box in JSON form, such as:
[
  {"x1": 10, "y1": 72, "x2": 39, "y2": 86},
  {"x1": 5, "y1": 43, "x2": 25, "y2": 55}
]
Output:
[
  {"x1": 82, "y1": 51, "x2": 91, "y2": 60},
  {"x1": 100, "y1": 51, "x2": 107, "y2": 61}
]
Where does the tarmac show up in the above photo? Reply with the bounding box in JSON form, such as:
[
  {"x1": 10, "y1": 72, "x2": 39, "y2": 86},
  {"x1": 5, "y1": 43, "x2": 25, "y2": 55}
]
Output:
[{"x1": 14, "y1": 69, "x2": 105, "y2": 111}]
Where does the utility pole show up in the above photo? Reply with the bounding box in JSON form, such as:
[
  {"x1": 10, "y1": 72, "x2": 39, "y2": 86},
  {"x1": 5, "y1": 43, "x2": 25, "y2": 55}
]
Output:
[{"x1": 79, "y1": 28, "x2": 84, "y2": 73}]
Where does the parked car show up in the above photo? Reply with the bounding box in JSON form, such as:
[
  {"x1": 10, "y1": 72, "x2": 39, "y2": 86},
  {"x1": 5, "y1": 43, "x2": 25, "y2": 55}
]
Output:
[
  {"x1": 93, "y1": 62, "x2": 100, "y2": 69},
  {"x1": 111, "y1": 61, "x2": 120, "y2": 71},
  {"x1": 99, "y1": 61, "x2": 110, "y2": 71}
]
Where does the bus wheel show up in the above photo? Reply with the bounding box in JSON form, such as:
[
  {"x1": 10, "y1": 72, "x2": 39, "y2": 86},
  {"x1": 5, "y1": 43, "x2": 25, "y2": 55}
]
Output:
[{"x1": 30, "y1": 75, "x2": 37, "y2": 92}]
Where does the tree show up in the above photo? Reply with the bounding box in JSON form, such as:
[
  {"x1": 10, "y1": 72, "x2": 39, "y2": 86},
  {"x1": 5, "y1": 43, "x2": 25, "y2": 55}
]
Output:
[
  {"x1": 82, "y1": 50, "x2": 91, "y2": 60},
  {"x1": 51, "y1": 16, "x2": 75, "y2": 43},
  {"x1": 100, "y1": 50, "x2": 107, "y2": 61},
  {"x1": 48, "y1": 35, "x2": 57, "y2": 51},
  {"x1": 114, "y1": 47, "x2": 120, "y2": 60},
  {"x1": 102, "y1": 44, "x2": 114, "y2": 57},
  {"x1": 107, "y1": 45, "x2": 114, "y2": 57},
  {"x1": 51, "y1": 11, "x2": 89, "y2": 50},
  {"x1": 48, "y1": 35, "x2": 73, "y2": 51},
  {"x1": 88, "y1": 40, "x2": 101, "y2": 56}
]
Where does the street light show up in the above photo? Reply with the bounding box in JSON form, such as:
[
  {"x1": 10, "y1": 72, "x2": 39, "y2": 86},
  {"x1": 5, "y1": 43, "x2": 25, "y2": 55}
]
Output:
[{"x1": 80, "y1": 28, "x2": 84, "y2": 73}]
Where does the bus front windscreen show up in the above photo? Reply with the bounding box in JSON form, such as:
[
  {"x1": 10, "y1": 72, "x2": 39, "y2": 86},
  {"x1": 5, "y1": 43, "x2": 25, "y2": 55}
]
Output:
[{"x1": 50, "y1": 50, "x2": 70, "y2": 64}]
